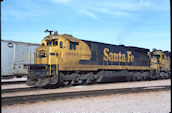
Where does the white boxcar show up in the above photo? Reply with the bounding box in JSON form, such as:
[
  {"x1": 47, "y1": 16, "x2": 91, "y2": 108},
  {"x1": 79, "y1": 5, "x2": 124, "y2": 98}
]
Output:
[{"x1": 1, "y1": 40, "x2": 40, "y2": 78}]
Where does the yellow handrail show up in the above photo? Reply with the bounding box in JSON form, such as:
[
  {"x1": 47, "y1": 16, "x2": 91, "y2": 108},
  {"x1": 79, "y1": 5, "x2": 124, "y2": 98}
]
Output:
[{"x1": 49, "y1": 64, "x2": 51, "y2": 75}]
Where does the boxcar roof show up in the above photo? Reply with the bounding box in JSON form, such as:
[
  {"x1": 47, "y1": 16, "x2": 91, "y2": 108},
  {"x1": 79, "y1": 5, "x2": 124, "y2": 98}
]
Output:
[{"x1": 1, "y1": 39, "x2": 40, "y2": 46}]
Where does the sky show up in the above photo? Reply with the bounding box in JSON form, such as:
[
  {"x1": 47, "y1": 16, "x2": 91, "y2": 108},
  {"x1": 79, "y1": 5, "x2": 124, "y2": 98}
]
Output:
[{"x1": 1, "y1": 0, "x2": 171, "y2": 51}]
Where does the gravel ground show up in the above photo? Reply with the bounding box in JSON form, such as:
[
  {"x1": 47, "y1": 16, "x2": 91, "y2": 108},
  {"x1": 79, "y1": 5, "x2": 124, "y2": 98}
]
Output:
[
  {"x1": 2, "y1": 90, "x2": 170, "y2": 113},
  {"x1": 2, "y1": 79, "x2": 170, "y2": 97}
]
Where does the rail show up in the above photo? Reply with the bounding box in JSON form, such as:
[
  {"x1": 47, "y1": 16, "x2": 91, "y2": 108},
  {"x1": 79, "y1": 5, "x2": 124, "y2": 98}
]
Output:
[{"x1": 2, "y1": 85, "x2": 170, "y2": 106}]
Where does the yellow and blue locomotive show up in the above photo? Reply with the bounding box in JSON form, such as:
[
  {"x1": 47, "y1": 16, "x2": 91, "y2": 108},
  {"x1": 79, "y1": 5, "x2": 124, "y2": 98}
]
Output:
[{"x1": 26, "y1": 30, "x2": 171, "y2": 87}]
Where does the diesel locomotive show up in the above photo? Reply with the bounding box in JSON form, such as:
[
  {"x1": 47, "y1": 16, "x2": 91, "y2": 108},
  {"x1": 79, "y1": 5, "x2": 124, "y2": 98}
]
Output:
[{"x1": 26, "y1": 30, "x2": 171, "y2": 87}]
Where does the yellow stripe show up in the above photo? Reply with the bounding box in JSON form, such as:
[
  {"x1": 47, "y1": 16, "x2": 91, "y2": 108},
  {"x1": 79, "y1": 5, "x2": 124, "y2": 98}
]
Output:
[{"x1": 59, "y1": 65, "x2": 150, "y2": 71}]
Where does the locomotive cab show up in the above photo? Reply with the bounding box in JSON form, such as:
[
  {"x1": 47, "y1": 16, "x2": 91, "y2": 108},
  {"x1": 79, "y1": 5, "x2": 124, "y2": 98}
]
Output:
[
  {"x1": 148, "y1": 50, "x2": 168, "y2": 70},
  {"x1": 26, "y1": 30, "x2": 91, "y2": 87},
  {"x1": 148, "y1": 49, "x2": 171, "y2": 79},
  {"x1": 26, "y1": 31, "x2": 62, "y2": 87}
]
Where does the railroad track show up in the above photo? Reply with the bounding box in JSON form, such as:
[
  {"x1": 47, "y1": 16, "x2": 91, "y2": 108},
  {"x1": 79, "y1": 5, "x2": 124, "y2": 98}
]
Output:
[
  {"x1": 1, "y1": 79, "x2": 169, "y2": 94},
  {"x1": 1, "y1": 81, "x2": 26, "y2": 85},
  {"x1": 2, "y1": 85, "x2": 170, "y2": 106},
  {"x1": 1, "y1": 78, "x2": 168, "y2": 85}
]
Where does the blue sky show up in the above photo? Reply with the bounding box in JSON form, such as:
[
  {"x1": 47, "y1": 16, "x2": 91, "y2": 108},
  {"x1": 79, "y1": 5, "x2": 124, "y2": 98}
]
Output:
[{"x1": 2, "y1": 0, "x2": 171, "y2": 51}]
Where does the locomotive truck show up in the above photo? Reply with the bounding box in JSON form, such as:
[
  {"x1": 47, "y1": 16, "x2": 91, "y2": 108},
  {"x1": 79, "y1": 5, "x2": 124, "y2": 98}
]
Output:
[{"x1": 26, "y1": 30, "x2": 171, "y2": 87}]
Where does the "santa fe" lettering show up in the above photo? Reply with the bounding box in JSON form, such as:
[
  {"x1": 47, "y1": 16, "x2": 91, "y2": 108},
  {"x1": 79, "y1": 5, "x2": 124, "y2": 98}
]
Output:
[{"x1": 103, "y1": 48, "x2": 134, "y2": 63}]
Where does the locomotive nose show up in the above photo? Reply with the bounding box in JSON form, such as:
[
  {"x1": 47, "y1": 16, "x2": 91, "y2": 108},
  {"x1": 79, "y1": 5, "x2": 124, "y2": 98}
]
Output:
[{"x1": 36, "y1": 47, "x2": 49, "y2": 64}]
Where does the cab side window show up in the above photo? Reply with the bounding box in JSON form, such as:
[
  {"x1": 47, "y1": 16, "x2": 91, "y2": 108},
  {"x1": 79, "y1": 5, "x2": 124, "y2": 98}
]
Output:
[
  {"x1": 60, "y1": 41, "x2": 63, "y2": 48},
  {"x1": 162, "y1": 55, "x2": 165, "y2": 59},
  {"x1": 70, "y1": 42, "x2": 76, "y2": 50}
]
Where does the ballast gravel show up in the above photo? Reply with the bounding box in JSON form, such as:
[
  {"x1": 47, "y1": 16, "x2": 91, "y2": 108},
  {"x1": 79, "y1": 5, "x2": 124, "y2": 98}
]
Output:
[
  {"x1": 2, "y1": 79, "x2": 170, "y2": 97},
  {"x1": 2, "y1": 90, "x2": 170, "y2": 113}
]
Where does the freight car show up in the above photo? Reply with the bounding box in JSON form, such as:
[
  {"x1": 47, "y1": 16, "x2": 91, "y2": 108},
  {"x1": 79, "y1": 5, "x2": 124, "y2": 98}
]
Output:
[
  {"x1": 26, "y1": 30, "x2": 171, "y2": 87},
  {"x1": 1, "y1": 40, "x2": 40, "y2": 78}
]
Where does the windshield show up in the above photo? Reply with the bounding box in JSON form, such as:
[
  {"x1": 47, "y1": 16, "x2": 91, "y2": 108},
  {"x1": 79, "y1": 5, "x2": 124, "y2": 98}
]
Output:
[
  {"x1": 155, "y1": 55, "x2": 160, "y2": 58},
  {"x1": 47, "y1": 41, "x2": 51, "y2": 46},
  {"x1": 46, "y1": 40, "x2": 58, "y2": 46}
]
